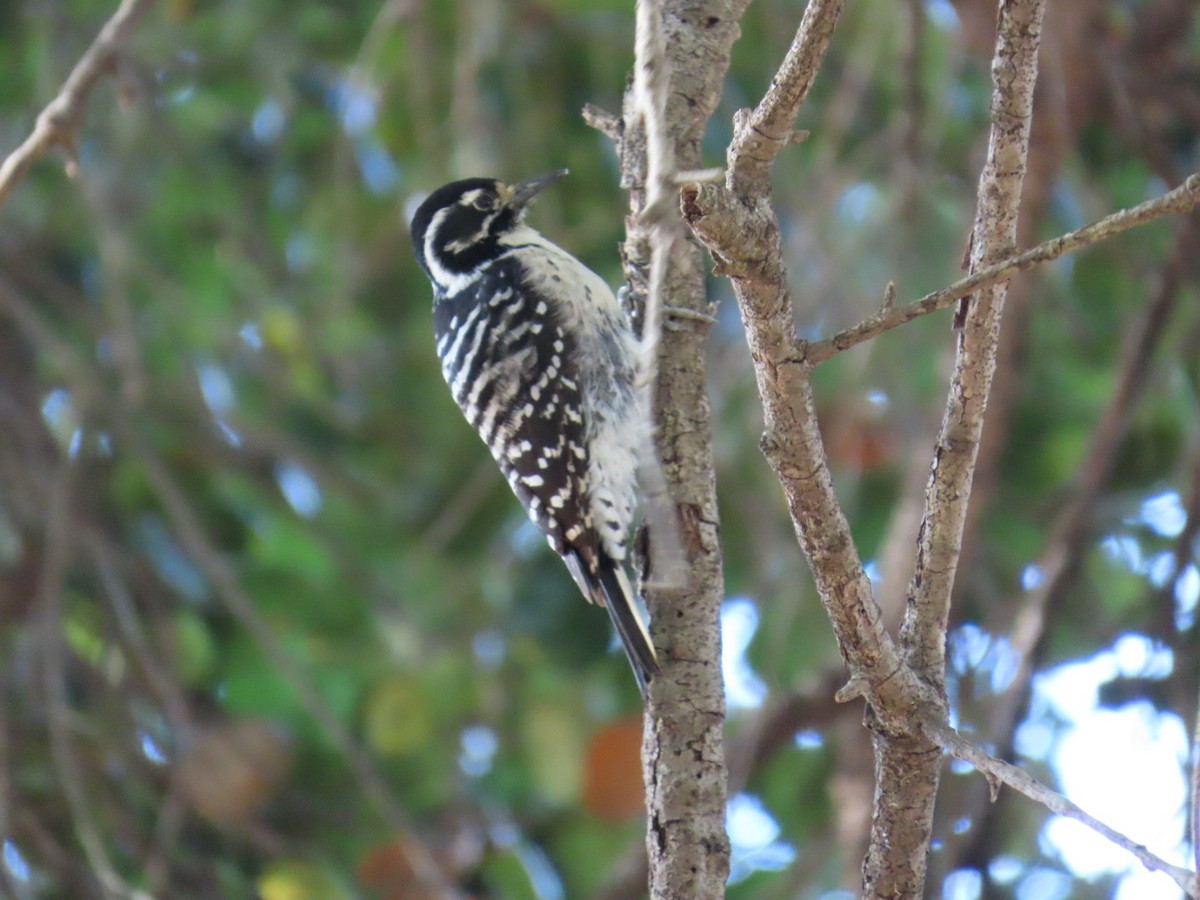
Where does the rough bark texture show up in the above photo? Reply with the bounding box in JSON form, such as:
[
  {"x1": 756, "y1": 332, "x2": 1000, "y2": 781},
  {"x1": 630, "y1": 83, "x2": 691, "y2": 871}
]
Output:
[
  {"x1": 677, "y1": 0, "x2": 1200, "y2": 889},
  {"x1": 899, "y1": 0, "x2": 1048, "y2": 682},
  {"x1": 875, "y1": 2, "x2": 1046, "y2": 891},
  {"x1": 680, "y1": 170, "x2": 941, "y2": 900},
  {"x1": 680, "y1": 0, "x2": 954, "y2": 891},
  {"x1": 609, "y1": 2, "x2": 751, "y2": 897}
]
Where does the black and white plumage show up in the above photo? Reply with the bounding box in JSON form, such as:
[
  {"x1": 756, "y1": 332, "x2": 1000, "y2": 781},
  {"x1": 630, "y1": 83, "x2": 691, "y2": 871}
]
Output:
[{"x1": 410, "y1": 171, "x2": 658, "y2": 694}]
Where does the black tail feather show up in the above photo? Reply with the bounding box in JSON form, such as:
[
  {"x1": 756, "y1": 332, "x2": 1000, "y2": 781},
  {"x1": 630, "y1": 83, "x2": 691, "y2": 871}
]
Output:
[{"x1": 595, "y1": 556, "x2": 658, "y2": 698}]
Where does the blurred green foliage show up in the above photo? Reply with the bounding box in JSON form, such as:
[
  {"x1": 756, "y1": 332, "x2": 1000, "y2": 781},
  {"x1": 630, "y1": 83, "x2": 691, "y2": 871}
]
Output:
[{"x1": 0, "y1": 0, "x2": 1198, "y2": 898}]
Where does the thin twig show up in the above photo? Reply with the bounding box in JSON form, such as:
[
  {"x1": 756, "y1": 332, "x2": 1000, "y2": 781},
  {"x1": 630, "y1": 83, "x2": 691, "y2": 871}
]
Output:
[
  {"x1": 925, "y1": 718, "x2": 1200, "y2": 898},
  {"x1": 38, "y1": 465, "x2": 135, "y2": 900},
  {"x1": 678, "y1": 0, "x2": 924, "y2": 743},
  {"x1": 902, "y1": 0, "x2": 926, "y2": 166},
  {"x1": 628, "y1": 0, "x2": 687, "y2": 590},
  {"x1": 632, "y1": 0, "x2": 678, "y2": 378},
  {"x1": 882, "y1": 4, "x2": 1045, "y2": 890},
  {"x1": 0, "y1": 0, "x2": 156, "y2": 213},
  {"x1": 85, "y1": 536, "x2": 194, "y2": 742},
  {"x1": 807, "y1": 173, "x2": 1200, "y2": 362},
  {"x1": 351, "y1": 0, "x2": 419, "y2": 76},
  {"x1": 0, "y1": 660, "x2": 34, "y2": 900},
  {"x1": 420, "y1": 457, "x2": 505, "y2": 552},
  {"x1": 1006, "y1": 219, "x2": 1190, "y2": 674}
]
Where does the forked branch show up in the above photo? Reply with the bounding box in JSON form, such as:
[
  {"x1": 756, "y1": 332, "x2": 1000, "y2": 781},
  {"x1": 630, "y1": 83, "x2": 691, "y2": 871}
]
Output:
[{"x1": 681, "y1": 0, "x2": 1200, "y2": 894}]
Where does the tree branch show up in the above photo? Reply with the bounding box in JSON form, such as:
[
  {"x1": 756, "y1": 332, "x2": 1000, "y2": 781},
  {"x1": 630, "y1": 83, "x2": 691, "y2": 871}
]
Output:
[
  {"x1": 681, "y1": 1, "x2": 951, "y2": 888},
  {"x1": 678, "y1": 11, "x2": 935, "y2": 738},
  {"x1": 925, "y1": 718, "x2": 1200, "y2": 899},
  {"x1": 614, "y1": 3, "x2": 753, "y2": 897},
  {"x1": 899, "y1": 0, "x2": 1048, "y2": 682},
  {"x1": 37, "y1": 465, "x2": 133, "y2": 900},
  {"x1": 728, "y1": 0, "x2": 845, "y2": 193},
  {"x1": 871, "y1": 5, "x2": 1046, "y2": 889},
  {"x1": 807, "y1": 173, "x2": 1200, "y2": 363},
  {"x1": 0, "y1": 0, "x2": 156, "y2": 213}
]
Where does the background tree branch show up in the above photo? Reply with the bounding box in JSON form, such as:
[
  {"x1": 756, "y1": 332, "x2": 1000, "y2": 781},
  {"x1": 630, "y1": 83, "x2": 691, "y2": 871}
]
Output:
[
  {"x1": 927, "y1": 718, "x2": 1200, "y2": 897},
  {"x1": 0, "y1": 0, "x2": 156, "y2": 212}
]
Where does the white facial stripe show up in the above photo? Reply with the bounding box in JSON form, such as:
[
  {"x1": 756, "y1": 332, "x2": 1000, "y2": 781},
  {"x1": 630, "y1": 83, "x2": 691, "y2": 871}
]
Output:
[
  {"x1": 422, "y1": 204, "x2": 483, "y2": 293},
  {"x1": 427, "y1": 257, "x2": 481, "y2": 295},
  {"x1": 423, "y1": 206, "x2": 453, "y2": 271}
]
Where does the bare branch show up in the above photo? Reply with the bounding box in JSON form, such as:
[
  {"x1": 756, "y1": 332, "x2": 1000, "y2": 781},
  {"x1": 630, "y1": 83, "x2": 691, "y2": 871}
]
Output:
[
  {"x1": 631, "y1": 0, "x2": 680, "y2": 392},
  {"x1": 925, "y1": 719, "x2": 1200, "y2": 899},
  {"x1": 0, "y1": 665, "x2": 28, "y2": 900},
  {"x1": 582, "y1": 103, "x2": 622, "y2": 143},
  {"x1": 85, "y1": 536, "x2": 194, "y2": 741},
  {"x1": 728, "y1": 0, "x2": 846, "y2": 192},
  {"x1": 625, "y1": 3, "x2": 739, "y2": 898},
  {"x1": 683, "y1": 110, "x2": 940, "y2": 900},
  {"x1": 680, "y1": 0, "x2": 947, "y2": 891},
  {"x1": 901, "y1": 0, "x2": 927, "y2": 166},
  {"x1": 0, "y1": 0, "x2": 156, "y2": 213},
  {"x1": 634, "y1": 0, "x2": 1200, "y2": 893},
  {"x1": 808, "y1": 173, "x2": 1200, "y2": 362},
  {"x1": 679, "y1": 182, "x2": 927, "y2": 734},
  {"x1": 899, "y1": 0, "x2": 1048, "y2": 681},
  {"x1": 873, "y1": 7, "x2": 1047, "y2": 887},
  {"x1": 614, "y1": 2, "x2": 756, "y2": 897}
]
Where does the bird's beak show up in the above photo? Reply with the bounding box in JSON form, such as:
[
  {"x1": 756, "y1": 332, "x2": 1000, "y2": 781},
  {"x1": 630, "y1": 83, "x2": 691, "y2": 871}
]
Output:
[{"x1": 509, "y1": 169, "x2": 569, "y2": 210}]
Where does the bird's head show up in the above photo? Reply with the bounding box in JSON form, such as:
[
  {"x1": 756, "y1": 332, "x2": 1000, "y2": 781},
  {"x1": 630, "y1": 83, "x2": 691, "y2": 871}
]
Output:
[{"x1": 410, "y1": 170, "x2": 567, "y2": 292}]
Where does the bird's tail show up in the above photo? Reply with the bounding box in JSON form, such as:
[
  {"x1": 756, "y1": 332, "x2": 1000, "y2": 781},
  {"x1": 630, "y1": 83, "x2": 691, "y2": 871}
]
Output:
[
  {"x1": 561, "y1": 549, "x2": 657, "y2": 696},
  {"x1": 595, "y1": 556, "x2": 658, "y2": 697},
  {"x1": 563, "y1": 549, "x2": 659, "y2": 697}
]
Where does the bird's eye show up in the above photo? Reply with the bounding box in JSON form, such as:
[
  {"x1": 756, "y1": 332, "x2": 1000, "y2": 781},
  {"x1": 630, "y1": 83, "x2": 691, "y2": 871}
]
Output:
[{"x1": 473, "y1": 195, "x2": 497, "y2": 211}]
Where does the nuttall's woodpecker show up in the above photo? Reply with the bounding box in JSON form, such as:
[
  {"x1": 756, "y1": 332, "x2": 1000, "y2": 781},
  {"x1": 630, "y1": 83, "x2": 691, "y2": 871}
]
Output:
[{"x1": 409, "y1": 170, "x2": 658, "y2": 694}]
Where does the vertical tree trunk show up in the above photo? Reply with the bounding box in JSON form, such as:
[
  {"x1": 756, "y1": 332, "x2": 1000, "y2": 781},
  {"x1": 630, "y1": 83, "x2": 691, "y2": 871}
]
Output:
[{"x1": 606, "y1": 2, "x2": 752, "y2": 897}]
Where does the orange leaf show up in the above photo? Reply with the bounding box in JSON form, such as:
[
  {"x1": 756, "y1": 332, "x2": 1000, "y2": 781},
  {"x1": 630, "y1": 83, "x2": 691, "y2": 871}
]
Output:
[{"x1": 582, "y1": 715, "x2": 644, "y2": 822}]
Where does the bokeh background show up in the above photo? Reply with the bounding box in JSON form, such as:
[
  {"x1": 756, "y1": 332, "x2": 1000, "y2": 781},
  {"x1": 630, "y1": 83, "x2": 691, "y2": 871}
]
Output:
[{"x1": 0, "y1": 0, "x2": 1197, "y2": 897}]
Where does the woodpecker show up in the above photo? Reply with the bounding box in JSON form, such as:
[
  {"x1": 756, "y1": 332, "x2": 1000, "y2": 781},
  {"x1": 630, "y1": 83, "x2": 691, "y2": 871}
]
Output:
[{"x1": 409, "y1": 170, "x2": 658, "y2": 694}]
